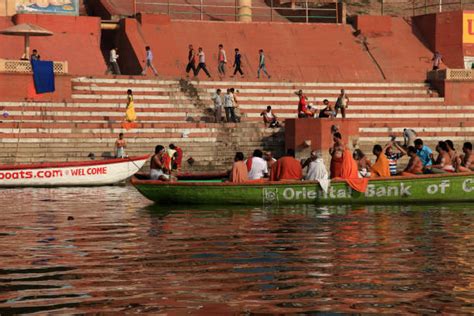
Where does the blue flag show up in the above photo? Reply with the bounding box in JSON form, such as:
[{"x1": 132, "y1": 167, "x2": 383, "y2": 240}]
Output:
[{"x1": 31, "y1": 60, "x2": 55, "y2": 94}]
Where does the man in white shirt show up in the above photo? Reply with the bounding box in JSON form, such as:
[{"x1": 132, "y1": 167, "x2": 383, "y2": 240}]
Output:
[
  {"x1": 224, "y1": 88, "x2": 237, "y2": 123},
  {"x1": 211, "y1": 89, "x2": 223, "y2": 123},
  {"x1": 195, "y1": 47, "x2": 211, "y2": 78},
  {"x1": 304, "y1": 151, "x2": 329, "y2": 192},
  {"x1": 141, "y1": 46, "x2": 158, "y2": 76},
  {"x1": 109, "y1": 48, "x2": 121, "y2": 75},
  {"x1": 247, "y1": 149, "x2": 268, "y2": 180}
]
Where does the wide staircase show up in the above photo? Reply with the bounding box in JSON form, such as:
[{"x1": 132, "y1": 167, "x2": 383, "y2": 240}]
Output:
[{"x1": 0, "y1": 76, "x2": 472, "y2": 170}]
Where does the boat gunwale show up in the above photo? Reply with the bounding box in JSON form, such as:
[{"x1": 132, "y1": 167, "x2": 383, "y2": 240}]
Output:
[
  {"x1": 131, "y1": 171, "x2": 474, "y2": 187},
  {"x1": 0, "y1": 155, "x2": 150, "y2": 171}
]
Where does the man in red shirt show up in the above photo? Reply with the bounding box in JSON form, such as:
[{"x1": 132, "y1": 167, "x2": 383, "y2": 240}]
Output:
[{"x1": 270, "y1": 149, "x2": 303, "y2": 181}]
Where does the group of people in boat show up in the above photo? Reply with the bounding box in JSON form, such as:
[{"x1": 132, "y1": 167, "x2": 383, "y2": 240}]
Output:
[
  {"x1": 149, "y1": 144, "x2": 183, "y2": 181},
  {"x1": 333, "y1": 134, "x2": 473, "y2": 178}
]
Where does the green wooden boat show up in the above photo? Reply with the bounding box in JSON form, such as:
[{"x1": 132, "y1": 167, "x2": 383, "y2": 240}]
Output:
[{"x1": 131, "y1": 173, "x2": 474, "y2": 205}]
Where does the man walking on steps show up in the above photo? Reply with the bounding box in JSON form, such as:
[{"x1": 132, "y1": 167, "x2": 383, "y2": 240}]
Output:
[
  {"x1": 108, "y1": 47, "x2": 121, "y2": 75},
  {"x1": 232, "y1": 48, "x2": 244, "y2": 78},
  {"x1": 217, "y1": 44, "x2": 227, "y2": 78},
  {"x1": 186, "y1": 44, "x2": 196, "y2": 77},
  {"x1": 141, "y1": 46, "x2": 158, "y2": 76},
  {"x1": 194, "y1": 47, "x2": 211, "y2": 78},
  {"x1": 257, "y1": 49, "x2": 270, "y2": 79}
]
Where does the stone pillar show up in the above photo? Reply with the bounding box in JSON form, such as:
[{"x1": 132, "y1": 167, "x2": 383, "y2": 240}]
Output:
[
  {"x1": 0, "y1": 0, "x2": 17, "y2": 16},
  {"x1": 238, "y1": 0, "x2": 252, "y2": 22}
]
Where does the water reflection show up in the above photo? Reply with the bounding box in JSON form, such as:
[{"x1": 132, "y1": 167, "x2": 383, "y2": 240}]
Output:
[{"x1": 0, "y1": 187, "x2": 474, "y2": 313}]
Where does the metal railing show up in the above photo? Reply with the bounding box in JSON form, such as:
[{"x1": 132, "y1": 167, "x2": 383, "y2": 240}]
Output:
[
  {"x1": 0, "y1": 59, "x2": 69, "y2": 75},
  {"x1": 134, "y1": 0, "x2": 341, "y2": 23},
  {"x1": 344, "y1": 0, "x2": 474, "y2": 17}
]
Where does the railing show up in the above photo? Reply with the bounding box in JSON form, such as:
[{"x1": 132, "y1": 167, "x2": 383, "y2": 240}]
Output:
[
  {"x1": 409, "y1": 0, "x2": 474, "y2": 16},
  {"x1": 0, "y1": 59, "x2": 69, "y2": 75},
  {"x1": 345, "y1": 0, "x2": 474, "y2": 17},
  {"x1": 428, "y1": 69, "x2": 474, "y2": 81},
  {"x1": 134, "y1": 0, "x2": 341, "y2": 23}
]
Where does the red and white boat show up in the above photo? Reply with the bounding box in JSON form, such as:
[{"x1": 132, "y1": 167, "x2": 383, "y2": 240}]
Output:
[{"x1": 0, "y1": 155, "x2": 149, "y2": 187}]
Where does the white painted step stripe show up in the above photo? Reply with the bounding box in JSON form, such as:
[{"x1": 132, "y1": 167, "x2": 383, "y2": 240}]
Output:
[
  {"x1": 0, "y1": 102, "x2": 196, "y2": 109},
  {"x1": 0, "y1": 128, "x2": 218, "y2": 133},
  {"x1": 4, "y1": 111, "x2": 195, "y2": 117},
  {"x1": 359, "y1": 136, "x2": 472, "y2": 142},
  {"x1": 72, "y1": 85, "x2": 432, "y2": 95},
  {"x1": 72, "y1": 77, "x2": 429, "y2": 88},
  {"x1": 71, "y1": 94, "x2": 444, "y2": 102},
  {"x1": 360, "y1": 127, "x2": 474, "y2": 133},
  {"x1": 244, "y1": 112, "x2": 474, "y2": 118},
  {"x1": 239, "y1": 105, "x2": 474, "y2": 110},
  {"x1": 1, "y1": 137, "x2": 218, "y2": 143}
]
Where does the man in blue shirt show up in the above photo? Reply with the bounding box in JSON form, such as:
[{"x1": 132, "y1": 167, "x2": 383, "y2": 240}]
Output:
[
  {"x1": 414, "y1": 138, "x2": 434, "y2": 170},
  {"x1": 232, "y1": 48, "x2": 244, "y2": 78},
  {"x1": 141, "y1": 46, "x2": 158, "y2": 76}
]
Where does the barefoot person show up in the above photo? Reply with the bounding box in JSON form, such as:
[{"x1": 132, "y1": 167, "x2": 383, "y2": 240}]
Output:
[
  {"x1": 230, "y1": 152, "x2": 248, "y2": 183},
  {"x1": 125, "y1": 89, "x2": 137, "y2": 123},
  {"x1": 370, "y1": 144, "x2": 391, "y2": 178},
  {"x1": 402, "y1": 146, "x2": 423, "y2": 176},
  {"x1": 150, "y1": 145, "x2": 173, "y2": 181},
  {"x1": 329, "y1": 132, "x2": 344, "y2": 178},
  {"x1": 456, "y1": 142, "x2": 473, "y2": 172},
  {"x1": 115, "y1": 133, "x2": 127, "y2": 158}
]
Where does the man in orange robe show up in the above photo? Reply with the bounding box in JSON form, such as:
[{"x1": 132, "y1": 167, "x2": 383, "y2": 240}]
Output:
[
  {"x1": 230, "y1": 152, "x2": 248, "y2": 183},
  {"x1": 270, "y1": 149, "x2": 302, "y2": 181},
  {"x1": 370, "y1": 144, "x2": 391, "y2": 177}
]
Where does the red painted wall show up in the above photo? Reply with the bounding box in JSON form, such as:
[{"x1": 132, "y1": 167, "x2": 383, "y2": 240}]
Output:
[
  {"x1": 135, "y1": 15, "x2": 389, "y2": 82},
  {"x1": 0, "y1": 73, "x2": 72, "y2": 102},
  {"x1": 285, "y1": 118, "x2": 359, "y2": 152},
  {"x1": 356, "y1": 16, "x2": 434, "y2": 81},
  {"x1": 436, "y1": 80, "x2": 474, "y2": 105},
  {"x1": 117, "y1": 18, "x2": 146, "y2": 75},
  {"x1": 354, "y1": 15, "x2": 392, "y2": 34},
  {"x1": 0, "y1": 14, "x2": 106, "y2": 76},
  {"x1": 413, "y1": 11, "x2": 464, "y2": 68}
]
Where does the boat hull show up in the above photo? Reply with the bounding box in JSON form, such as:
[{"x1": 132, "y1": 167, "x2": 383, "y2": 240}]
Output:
[
  {"x1": 132, "y1": 173, "x2": 474, "y2": 205},
  {"x1": 0, "y1": 156, "x2": 149, "y2": 187}
]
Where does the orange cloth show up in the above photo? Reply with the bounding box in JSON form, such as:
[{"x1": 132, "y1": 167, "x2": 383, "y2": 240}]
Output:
[
  {"x1": 340, "y1": 149, "x2": 368, "y2": 193},
  {"x1": 370, "y1": 154, "x2": 391, "y2": 177},
  {"x1": 230, "y1": 161, "x2": 248, "y2": 183},
  {"x1": 270, "y1": 156, "x2": 302, "y2": 181}
]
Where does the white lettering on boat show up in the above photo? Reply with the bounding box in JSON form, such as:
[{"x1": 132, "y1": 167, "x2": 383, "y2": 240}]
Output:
[
  {"x1": 426, "y1": 180, "x2": 450, "y2": 195},
  {"x1": 462, "y1": 179, "x2": 474, "y2": 192},
  {"x1": 365, "y1": 183, "x2": 411, "y2": 198}
]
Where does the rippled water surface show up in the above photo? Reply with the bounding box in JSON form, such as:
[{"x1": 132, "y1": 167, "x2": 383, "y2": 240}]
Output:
[{"x1": 1, "y1": 187, "x2": 474, "y2": 314}]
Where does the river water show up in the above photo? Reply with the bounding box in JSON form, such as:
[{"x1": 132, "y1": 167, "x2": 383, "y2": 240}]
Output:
[{"x1": 1, "y1": 186, "x2": 474, "y2": 314}]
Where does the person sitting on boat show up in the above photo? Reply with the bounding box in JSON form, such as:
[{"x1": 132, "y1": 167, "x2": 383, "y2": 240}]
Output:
[
  {"x1": 353, "y1": 149, "x2": 371, "y2": 178},
  {"x1": 264, "y1": 151, "x2": 277, "y2": 178},
  {"x1": 414, "y1": 138, "x2": 434, "y2": 172},
  {"x1": 402, "y1": 146, "x2": 423, "y2": 176},
  {"x1": 384, "y1": 141, "x2": 406, "y2": 176},
  {"x1": 329, "y1": 132, "x2": 344, "y2": 179},
  {"x1": 270, "y1": 149, "x2": 302, "y2": 181},
  {"x1": 169, "y1": 143, "x2": 183, "y2": 171},
  {"x1": 303, "y1": 150, "x2": 330, "y2": 192},
  {"x1": 445, "y1": 139, "x2": 458, "y2": 167},
  {"x1": 230, "y1": 152, "x2": 248, "y2": 183},
  {"x1": 150, "y1": 145, "x2": 173, "y2": 181},
  {"x1": 432, "y1": 141, "x2": 455, "y2": 173},
  {"x1": 246, "y1": 149, "x2": 268, "y2": 180},
  {"x1": 456, "y1": 142, "x2": 473, "y2": 172},
  {"x1": 370, "y1": 144, "x2": 391, "y2": 177},
  {"x1": 115, "y1": 133, "x2": 127, "y2": 158}
]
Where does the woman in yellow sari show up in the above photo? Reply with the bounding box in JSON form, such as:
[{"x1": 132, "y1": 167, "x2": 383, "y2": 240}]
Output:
[
  {"x1": 125, "y1": 89, "x2": 137, "y2": 122},
  {"x1": 122, "y1": 89, "x2": 137, "y2": 130}
]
